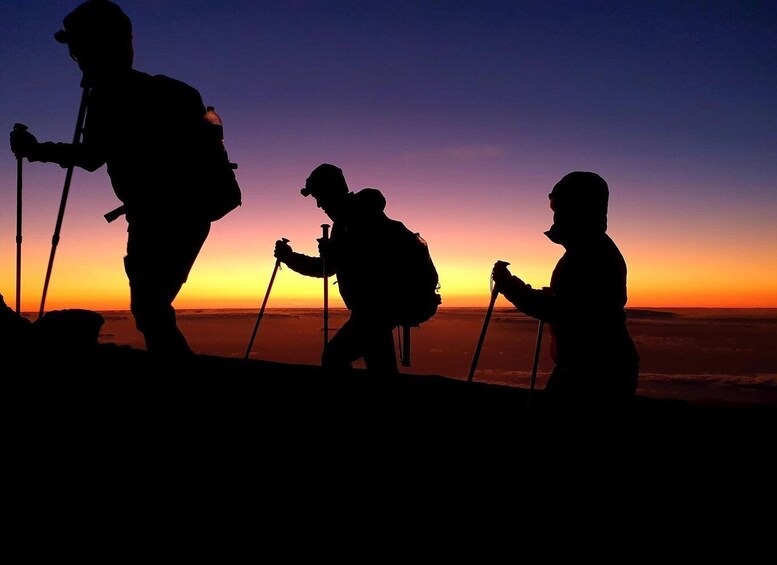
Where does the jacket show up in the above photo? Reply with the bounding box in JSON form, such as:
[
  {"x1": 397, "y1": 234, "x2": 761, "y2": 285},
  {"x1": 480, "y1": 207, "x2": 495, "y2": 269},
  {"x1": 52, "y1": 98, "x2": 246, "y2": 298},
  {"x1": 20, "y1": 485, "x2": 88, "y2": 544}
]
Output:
[
  {"x1": 504, "y1": 233, "x2": 639, "y2": 386},
  {"x1": 284, "y1": 189, "x2": 404, "y2": 314}
]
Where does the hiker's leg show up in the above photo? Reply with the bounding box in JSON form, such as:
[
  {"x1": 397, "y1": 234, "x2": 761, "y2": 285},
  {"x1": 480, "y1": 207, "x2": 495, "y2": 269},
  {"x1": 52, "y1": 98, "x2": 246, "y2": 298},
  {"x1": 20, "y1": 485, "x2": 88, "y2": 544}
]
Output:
[
  {"x1": 323, "y1": 310, "x2": 397, "y2": 374},
  {"x1": 125, "y1": 220, "x2": 209, "y2": 355},
  {"x1": 126, "y1": 256, "x2": 190, "y2": 355},
  {"x1": 321, "y1": 315, "x2": 362, "y2": 372},
  {"x1": 362, "y1": 319, "x2": 398, "y2": 374}
]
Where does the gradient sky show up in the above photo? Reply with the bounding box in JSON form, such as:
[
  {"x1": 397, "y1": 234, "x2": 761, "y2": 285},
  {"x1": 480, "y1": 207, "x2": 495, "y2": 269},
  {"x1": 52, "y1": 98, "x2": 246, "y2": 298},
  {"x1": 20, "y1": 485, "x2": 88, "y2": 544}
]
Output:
[{"x1": 2, "y1": 0, "x2": 776, "y2": 312}]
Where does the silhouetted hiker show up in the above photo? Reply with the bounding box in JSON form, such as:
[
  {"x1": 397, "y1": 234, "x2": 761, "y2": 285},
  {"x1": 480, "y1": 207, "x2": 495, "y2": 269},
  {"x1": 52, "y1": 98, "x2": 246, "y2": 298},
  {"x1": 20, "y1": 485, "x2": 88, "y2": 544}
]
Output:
[
  {"x1": 9, "y1": 0, "x2": 237, "y2": 356},
  {"x1": 492, "y1": 172, "x2": 640, "y2": 409},
  {"x1": 274, "y1": 164, "x2": 425, "y2": 374}
]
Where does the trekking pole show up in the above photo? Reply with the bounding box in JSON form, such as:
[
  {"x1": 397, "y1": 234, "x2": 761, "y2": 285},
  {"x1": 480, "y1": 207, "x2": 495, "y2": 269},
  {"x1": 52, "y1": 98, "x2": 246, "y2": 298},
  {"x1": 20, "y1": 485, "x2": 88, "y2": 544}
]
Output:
[
  {"x1": 467, "y1": 260, "x2": 509, "y2": 383},
  {"x1": 526, "y1": 318, "x2": 545, "y2": 413},
  {"x1": 39, "y1": 85, "x2": 90, "y2": 318},
  {"x1": 14, "y1": 123, "x2": 28, "y2": 314},
  {"x1": 321, "y1": 223, "x2": 330, "y2": 347},
  {"x1": 244, "y1": 238, "x2": 288, "y2": 360}
]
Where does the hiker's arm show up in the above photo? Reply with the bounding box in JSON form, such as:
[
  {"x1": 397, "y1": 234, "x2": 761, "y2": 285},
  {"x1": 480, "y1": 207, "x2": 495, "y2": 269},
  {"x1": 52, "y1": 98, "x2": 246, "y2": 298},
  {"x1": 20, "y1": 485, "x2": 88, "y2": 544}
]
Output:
[
  {"x1": 32, "y1": 141, "x2": 105, "y2": 171},
  {"x1": 493, "y1": 263, "x2": 557, "y2": 321},
  {"x1": 274, "y1": 239, "x2": 326, "y2": 277},
  {"x1": 506, "y1": 284, "x2": 557, "y2": 321},
  {"x1": 284, "y1": 252, "x2": 326, "y2": 277},
  {"x1": 10, "y1": 128, "x2": 105, "y2": 172}
]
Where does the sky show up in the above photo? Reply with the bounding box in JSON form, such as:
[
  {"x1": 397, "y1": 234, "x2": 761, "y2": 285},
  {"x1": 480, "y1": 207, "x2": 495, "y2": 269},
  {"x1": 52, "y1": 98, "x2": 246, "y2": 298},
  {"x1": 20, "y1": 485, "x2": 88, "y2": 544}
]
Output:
[{"x1": 1, "y1": 0, "x2": 776, "y2": 313}]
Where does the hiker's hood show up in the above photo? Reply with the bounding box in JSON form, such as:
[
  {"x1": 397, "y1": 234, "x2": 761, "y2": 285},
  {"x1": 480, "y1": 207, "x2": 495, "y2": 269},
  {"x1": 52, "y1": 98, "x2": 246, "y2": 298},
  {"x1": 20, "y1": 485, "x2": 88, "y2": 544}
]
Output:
[{"x1": 544, "y1": 172, "x2": 608, "y2": 245}]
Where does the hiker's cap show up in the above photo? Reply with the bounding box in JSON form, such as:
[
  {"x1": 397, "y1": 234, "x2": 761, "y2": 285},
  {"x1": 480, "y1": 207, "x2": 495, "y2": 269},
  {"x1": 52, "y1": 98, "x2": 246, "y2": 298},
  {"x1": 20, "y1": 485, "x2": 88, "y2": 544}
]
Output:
[
  {"x1": 301, "y1": 163, "x2": 348, "y2": 197},
  {"x1": 54, "y1": 0, "x2": 132, "y2": 45}
]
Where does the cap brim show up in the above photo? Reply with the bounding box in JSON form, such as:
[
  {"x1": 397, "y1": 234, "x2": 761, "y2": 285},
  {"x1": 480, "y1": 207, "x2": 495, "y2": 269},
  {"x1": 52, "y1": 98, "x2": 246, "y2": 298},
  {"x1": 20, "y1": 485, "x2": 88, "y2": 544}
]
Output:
[
  {"x1": 300, "y1": 187, "x2": 312, "y2": 196},
  {"x1": 54, "y1": 29, "x2": 69, "y2": 43}
]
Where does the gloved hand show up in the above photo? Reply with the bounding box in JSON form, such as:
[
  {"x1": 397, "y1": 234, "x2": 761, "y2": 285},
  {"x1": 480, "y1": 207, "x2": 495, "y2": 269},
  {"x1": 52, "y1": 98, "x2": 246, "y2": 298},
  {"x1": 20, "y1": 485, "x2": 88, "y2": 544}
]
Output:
[
  {"x1": 491, "y1": 261, "x2": 512, "y2": 290},
  {"x1": 274, "y1": 238, "x2": 292, "y2": 262},
  {"x1": 10, "y1": 126, "x2": 39, "y2": 160},
  {"x1": 492, "y1": 260, "x2": 527, "y2": 296},
  {"x1": 317, "y1": 236, "x2": 332, "y2": 259}
]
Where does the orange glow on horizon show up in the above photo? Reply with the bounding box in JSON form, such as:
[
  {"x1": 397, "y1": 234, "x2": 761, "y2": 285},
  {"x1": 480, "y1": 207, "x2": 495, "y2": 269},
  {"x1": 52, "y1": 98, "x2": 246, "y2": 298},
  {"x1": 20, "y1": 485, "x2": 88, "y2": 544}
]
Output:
[
  {"x1": 3, "y1": 182, "x2": 777, "y2": 312},
  {"x1": 8, "y1": 253, "x2": 777, "y2": 313}
]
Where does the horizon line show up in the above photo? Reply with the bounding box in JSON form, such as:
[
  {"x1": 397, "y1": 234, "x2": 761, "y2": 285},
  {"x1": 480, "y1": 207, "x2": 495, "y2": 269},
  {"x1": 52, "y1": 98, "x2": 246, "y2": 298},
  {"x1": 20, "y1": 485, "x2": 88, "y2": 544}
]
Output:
[{"x1": 21, "y1": 305, "x2": 777, "y2": 316}]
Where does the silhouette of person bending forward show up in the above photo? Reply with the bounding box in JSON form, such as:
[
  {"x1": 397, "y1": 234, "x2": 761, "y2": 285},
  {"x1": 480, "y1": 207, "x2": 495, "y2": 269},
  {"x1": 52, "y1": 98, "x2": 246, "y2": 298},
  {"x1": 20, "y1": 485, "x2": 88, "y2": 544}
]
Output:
[
  {"x1": 493, "y1": 172, "x2": 639, "y2": 405},
  {"x1": 274, "y1": 164, "x2": 407, "y2": 374},
  {"x1": 10, "y1": 0, "x2": 224, "y2": 355}
]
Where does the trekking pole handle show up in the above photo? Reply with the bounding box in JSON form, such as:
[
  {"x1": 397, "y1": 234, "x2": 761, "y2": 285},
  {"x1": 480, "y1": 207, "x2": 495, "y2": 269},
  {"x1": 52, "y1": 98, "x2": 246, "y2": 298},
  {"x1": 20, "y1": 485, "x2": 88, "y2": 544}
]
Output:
[
  {"x1": 278, "y1": 237, "x2": 290, "y2": 265},
  {"x1": 13, "y1": 124, "x2": 28, "y2": 161},
  {"x1": 490, "y1": 260, "x2": 510, "y2": 292}
]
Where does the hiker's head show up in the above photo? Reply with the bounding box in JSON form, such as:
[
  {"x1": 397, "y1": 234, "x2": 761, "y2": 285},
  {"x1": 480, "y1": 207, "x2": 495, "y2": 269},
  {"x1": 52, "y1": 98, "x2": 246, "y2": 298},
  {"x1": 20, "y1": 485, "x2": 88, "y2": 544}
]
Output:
[
  {"x1": 544, "y1": 171, "x2": 609, "y2": 245},
  {"x1": 55, "y1": 0, "x2": 133, "y2": 86},
  {"x1": 301, "y1": 164, "x2": 350, "y2": 220}
]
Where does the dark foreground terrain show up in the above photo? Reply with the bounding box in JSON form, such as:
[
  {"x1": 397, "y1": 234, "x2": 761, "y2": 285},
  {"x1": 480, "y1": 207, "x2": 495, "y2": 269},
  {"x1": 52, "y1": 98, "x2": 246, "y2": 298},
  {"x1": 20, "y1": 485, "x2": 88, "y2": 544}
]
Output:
[
  {"x1": 10, "y1": 342, "x2": 776, "y2": 455},
  {"x1": 5, "y1": 337, "x2": 775, "y2": 540}
]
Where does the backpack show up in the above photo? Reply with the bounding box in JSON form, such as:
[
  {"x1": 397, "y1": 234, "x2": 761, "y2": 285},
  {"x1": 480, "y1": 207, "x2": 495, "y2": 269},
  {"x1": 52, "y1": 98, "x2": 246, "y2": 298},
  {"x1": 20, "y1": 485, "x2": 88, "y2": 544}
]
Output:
[
  {"x1": 102, "y1": 102, "x2": 242, "y2": 224},
  {"x1": 388, "y1": 220, "x2": 442, "y2": 328},
  {"x1": 199, "y1": 105, "x2": 242, "y2": 221},
  {"x1": 382, "y1": 220, "x2": 441, "y2": 367}
]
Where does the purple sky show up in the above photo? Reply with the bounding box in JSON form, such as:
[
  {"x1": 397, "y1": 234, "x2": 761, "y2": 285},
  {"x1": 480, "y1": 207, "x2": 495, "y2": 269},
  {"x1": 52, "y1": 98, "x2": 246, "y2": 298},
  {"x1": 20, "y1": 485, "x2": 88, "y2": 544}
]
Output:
[{"x1": 2, "y1": 1, "x2": 776, "y2": 310}]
